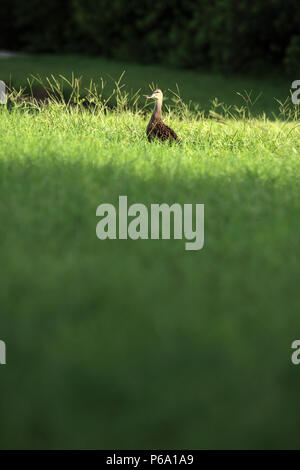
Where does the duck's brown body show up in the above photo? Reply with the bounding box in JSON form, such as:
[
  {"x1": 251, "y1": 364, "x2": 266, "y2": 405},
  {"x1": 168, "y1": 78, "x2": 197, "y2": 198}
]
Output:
[
  {"x1": 146, "y1": 89, "x2": 179, "y2": 143},
  {"x1": 146, "y1": 118, "x2": 178, "y2": 142}
]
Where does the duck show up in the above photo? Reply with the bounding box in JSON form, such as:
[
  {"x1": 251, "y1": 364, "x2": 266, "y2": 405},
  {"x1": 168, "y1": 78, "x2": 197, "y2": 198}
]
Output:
[{"x1": 145, "y1": 89, "x2": 179, "y2": 143}]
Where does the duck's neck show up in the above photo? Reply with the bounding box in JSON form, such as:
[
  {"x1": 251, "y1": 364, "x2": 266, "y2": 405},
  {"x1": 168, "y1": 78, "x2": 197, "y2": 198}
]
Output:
[{"x1": 152, "y1": 99, "x2": 162, "y2": 120}]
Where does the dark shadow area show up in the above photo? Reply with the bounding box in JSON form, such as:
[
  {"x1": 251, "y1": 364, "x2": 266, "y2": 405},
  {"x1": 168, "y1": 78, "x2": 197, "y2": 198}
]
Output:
[{"x1": 0, "y1": 155, "x2": 300, "y2": 449}]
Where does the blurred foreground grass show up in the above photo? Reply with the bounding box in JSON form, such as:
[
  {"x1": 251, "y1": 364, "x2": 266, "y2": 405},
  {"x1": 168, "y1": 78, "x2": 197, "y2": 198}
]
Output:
[{"x1": 0, "y1": 101, "x2": 300, "y2": 448}]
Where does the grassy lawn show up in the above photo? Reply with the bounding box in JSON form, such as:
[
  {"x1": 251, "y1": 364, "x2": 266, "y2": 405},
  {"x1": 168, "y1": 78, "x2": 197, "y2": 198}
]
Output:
[
  {"x1": 0, "y1": 56, "x2": 300, "y2": 449},
  {"x1": 0, "y1": 54, "x2": 293, "y2": 116}
]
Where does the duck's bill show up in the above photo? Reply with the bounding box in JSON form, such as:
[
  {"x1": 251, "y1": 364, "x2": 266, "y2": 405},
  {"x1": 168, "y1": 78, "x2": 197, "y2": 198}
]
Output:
[{"x1": 144, "y1": 94, "x2": 153, "y2": 99}]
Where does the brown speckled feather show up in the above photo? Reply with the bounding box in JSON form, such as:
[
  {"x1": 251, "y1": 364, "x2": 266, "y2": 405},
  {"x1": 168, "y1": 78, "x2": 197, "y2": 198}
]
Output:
[{"x1": 146, "y1": 119, "x2": 178, "y2": 143}]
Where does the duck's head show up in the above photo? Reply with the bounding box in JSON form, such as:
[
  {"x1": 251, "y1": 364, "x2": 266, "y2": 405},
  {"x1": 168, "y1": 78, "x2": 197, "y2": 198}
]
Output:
[{"x1": 145, "y1": 89, "x2": 163, "y2": 101}]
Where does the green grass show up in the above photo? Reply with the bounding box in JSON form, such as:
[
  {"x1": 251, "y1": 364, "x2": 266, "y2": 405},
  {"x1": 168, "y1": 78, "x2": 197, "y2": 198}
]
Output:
[
  {"x1": 0, "y1": 54, "x2": 293, "y2": 117},
  {"x1": 0, "y1": 55, "x2": 300, "y2": 449},
  {"x1": 1, "y1": 103, "x2": 300, "y2": 449}
]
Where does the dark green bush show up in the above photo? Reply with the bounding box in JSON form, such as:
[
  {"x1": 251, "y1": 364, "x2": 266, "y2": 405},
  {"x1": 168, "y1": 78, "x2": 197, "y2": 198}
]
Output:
[
  {"x1": 1, "y1": 0, "x2": 299, "y2": 73},
  {"x1": 284, "y1": 36, "x2": 300, "y2": 75}
]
